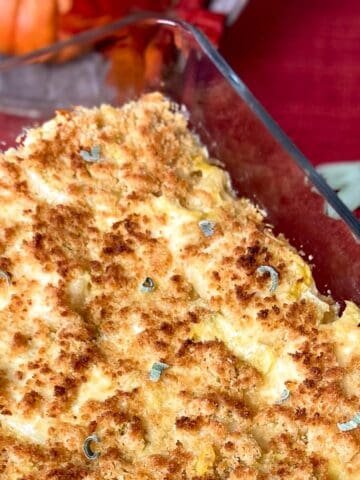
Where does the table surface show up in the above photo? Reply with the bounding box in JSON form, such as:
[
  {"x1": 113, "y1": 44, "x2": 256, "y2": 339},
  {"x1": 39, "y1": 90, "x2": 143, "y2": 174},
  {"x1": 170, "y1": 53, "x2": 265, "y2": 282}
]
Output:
[{"x1": 220, "y1": 0, "x2": 360, "y2": 166}]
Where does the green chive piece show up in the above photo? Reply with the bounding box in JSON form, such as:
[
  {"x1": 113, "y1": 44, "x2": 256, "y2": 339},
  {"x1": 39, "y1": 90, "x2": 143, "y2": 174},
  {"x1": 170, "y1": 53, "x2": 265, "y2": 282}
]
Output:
[
  {"x1": 149, "y1": 362, "x2": 169, "y2": 382},
  {"x1": 256, "y1": 265, "x2": 279, "y2": 293},
  {"x1": 275, "y1": 387, "x2": 290, "y2": 404},
  {"x1": 80, "y1": 145, "x2": 101, "y2": 163},
  {"x1": 337, "y1": 412, "x2": 360, "y2": 432},
  {"x1": 0, "y1": 269, "x2": 11, "y2": 285},
  {"x1": 83, "y1": 434, "x2": 100, "y2": 460},
  {"x1": 140, "y1": 277, "x2": 155, "y2": 293},
  {"x1": 198, "y1": 220, "x2": 215, "y2": 237}
]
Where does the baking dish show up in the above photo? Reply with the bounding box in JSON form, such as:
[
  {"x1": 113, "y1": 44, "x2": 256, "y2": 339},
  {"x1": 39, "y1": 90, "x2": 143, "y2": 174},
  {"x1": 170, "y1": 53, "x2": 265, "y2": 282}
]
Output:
[{"x1": 0, "y1": 12, "x2": 358, "y2": 305}]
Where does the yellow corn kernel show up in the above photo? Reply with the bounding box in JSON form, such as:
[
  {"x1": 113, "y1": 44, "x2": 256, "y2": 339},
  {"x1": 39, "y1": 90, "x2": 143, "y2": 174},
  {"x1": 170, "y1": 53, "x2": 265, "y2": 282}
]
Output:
[
  {"x1": 288, "y1": 258, "x2": 312, "y2": 300},
  {"x1": 195, "y1": 443, "x2": 216, "y2": 476},
  {"x1": 242, "y1": 343, "x2": 275, "y2": 375},
  {"x1": 327, "y1": 455, "x2": 343, "y2": 480}
]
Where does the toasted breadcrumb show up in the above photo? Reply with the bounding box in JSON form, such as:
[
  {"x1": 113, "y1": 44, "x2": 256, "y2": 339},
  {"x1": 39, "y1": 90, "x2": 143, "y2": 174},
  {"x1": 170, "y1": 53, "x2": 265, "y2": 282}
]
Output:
[{"x1": 0, "y1": 93, "x2": 358, "y2": 479}]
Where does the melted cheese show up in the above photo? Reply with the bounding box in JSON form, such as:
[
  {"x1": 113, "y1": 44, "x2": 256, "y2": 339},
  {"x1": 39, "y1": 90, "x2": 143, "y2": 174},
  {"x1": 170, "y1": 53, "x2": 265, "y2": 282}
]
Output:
[
  {"x1": 191, "y1": 314, "x2": 275, "y2": 375},
  {"x1": 27, "y1": 170, "x2": 70, "y2": 204},
  {"x1": 74, "y1": 367, "x2": 116, "y2": 414},
  {"x1": 2, "y1": 413, "x2": 51, "y2": 444},
  {"x1": 322, "y1": 301, "x2": 360, "y2": 364}
]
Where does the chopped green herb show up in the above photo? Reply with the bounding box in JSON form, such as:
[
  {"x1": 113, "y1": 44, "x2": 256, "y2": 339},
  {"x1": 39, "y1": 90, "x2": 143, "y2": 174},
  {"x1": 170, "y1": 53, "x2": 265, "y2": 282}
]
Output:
[
  {"x1": 83, "y1": 434, "x2": 100, "y2": 460},
  {"x1": 149, "y1": 362, "x2": 169, "y2": 382},
  {"x1": 256, "y1": 265, "x2": 279, "y2": 293},
  {"x1": 275, "y1": 387, "x2": 290, "y2": 404},
  {"x1": 80, "y1": 145, "x2": 101, "y2": 163},
  {"x1": 0, "y1": 269, "x2": 11, "y2": 285},
  {"x1": 140, "y1": 277, "x2": 155, "y2": 293},
  {"x1": 198, "y1": 220, "x2": 215, "y2": 237},
  {"x1": 337, "y1": 412, "x2": 360, "y2": 432}
]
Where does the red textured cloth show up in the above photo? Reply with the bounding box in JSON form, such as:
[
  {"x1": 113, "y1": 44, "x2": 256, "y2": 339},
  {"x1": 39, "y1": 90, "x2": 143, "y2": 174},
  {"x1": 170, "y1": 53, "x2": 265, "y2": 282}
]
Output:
[{"x1": 220, "y1": 0, "x2": 360, "y2": 166}]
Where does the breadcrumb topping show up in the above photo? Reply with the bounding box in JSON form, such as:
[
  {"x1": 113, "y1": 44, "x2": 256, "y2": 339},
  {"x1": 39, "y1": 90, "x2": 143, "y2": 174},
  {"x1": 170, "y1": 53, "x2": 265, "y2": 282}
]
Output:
[{"x1": 0, "y1": 93, "x2": 359, "y2": 479}]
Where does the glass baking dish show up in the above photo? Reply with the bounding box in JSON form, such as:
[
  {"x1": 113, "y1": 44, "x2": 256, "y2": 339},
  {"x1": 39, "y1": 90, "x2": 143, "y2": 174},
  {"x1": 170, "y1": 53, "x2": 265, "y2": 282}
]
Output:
[{"x1": 0, "y1": 12, "x2": 359, "y2": 305}]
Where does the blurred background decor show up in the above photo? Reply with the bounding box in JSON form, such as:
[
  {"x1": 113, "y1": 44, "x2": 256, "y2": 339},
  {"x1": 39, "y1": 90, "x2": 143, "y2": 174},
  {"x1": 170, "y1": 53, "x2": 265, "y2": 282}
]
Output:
[
  {"x1": 0, "y1": 0, "x2": 358, "y2": 217},
  {"x1": 0, "y1": 0, "x2": 231, "y2": 58}
]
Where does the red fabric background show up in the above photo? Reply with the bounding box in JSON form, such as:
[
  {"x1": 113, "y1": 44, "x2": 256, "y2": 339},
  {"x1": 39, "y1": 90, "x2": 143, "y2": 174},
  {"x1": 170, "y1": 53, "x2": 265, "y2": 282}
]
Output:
[{"x1": 220, "y1": 0, "x2": 360, "y2": 166}]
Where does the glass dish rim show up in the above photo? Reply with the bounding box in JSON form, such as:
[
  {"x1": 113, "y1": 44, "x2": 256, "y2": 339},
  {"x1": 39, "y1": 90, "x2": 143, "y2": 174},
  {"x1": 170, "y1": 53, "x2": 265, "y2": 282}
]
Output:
[{"x1": 0, "y1": 11, "x2": 358, "y2": 240}]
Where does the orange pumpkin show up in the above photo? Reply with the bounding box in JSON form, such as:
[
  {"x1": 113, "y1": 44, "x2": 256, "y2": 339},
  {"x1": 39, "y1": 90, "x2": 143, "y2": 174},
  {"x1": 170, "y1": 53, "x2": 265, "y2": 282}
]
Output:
[
  {"x1": 0, "y1": 0, "x2": 131, "y2": 60},
  {"x1": 0, "y1": 0, "x2": 67, "y2": 55},
  {"x1": 0, "y1": 0, "x2": 223, "y2": 98},
  {"x1": 0, "y1": 0, "x2": 223, "y2": 62},
  {"x1": 0, "y1": 0, "x2": 173, "y2": 56}
]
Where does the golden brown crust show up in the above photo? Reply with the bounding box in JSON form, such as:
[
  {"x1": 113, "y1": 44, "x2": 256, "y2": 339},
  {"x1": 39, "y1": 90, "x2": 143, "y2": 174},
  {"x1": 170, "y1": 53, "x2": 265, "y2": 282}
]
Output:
[{"x1": 0, "y1": 92, "x2": 358, "y2": 479}]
